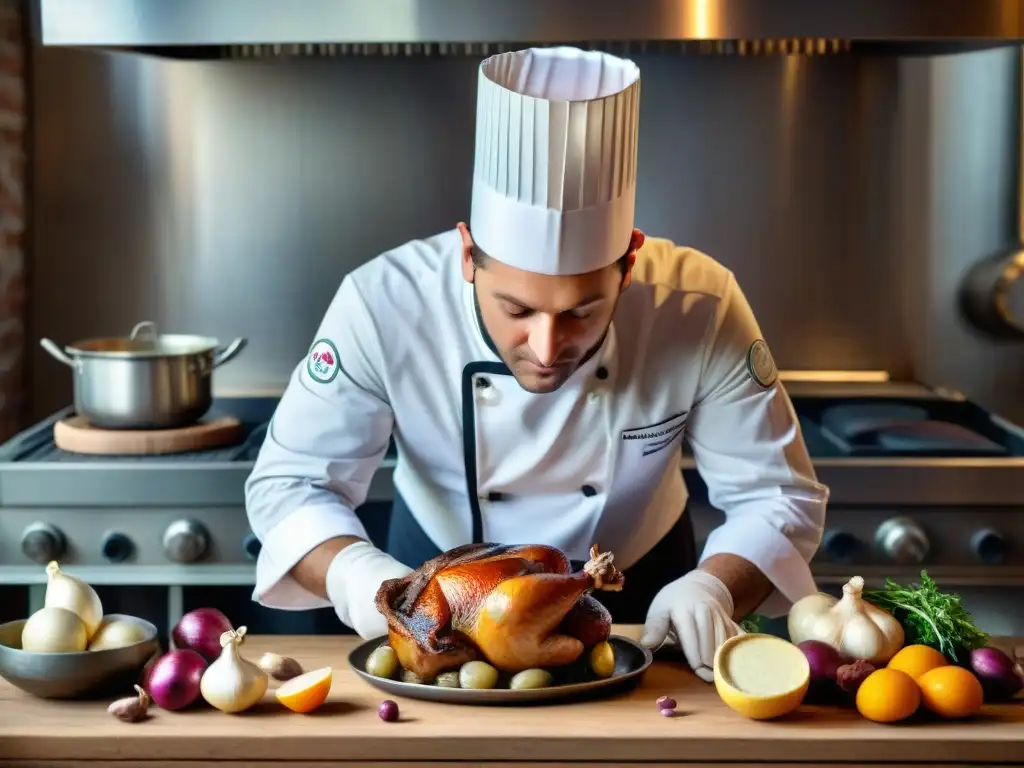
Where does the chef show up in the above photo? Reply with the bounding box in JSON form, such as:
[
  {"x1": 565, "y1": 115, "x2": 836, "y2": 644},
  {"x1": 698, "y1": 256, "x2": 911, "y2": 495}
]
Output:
[{"x1": 245, "y1": 45, "x2": 828, "y2": 682}]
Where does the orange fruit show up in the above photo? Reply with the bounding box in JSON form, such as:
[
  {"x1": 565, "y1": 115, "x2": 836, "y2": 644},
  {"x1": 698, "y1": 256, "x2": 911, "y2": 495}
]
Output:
[
  {"x1": 917, "y1": 665, "x2": 984, "y2": 719},
  {"x1": 855, "y1": 668, "x2": 921, "y2": 723},
  {"x1": 275, "y1": 666, "x2": 333, "y2": 713},
  {"x1": 887, "y1": 644, "x2": 949, "y2": 680}
]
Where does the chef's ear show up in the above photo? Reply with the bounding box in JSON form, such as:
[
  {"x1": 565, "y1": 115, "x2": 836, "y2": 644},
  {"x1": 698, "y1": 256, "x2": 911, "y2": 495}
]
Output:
[
  {"x1": 620, "y1": 228, "x2": 644, "y2": 290},
  {"x1": 630, "y1": 228, "x2": 646, "y2": 252},
  {"x1": 457, "y1": 221, "x2": 476, "y2": 283}
]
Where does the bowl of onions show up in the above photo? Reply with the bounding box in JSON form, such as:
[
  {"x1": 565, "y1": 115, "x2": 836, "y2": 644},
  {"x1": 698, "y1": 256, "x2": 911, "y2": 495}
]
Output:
[
  {"x1": 0, "y1": 561, "x2": 159, "y2": 699},
  {"x1": 0, "y1": 612, "x2": 160, "y2": 699}
]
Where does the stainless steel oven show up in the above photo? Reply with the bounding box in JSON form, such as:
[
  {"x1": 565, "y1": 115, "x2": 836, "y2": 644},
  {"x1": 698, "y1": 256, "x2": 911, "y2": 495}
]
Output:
[
  {"x1": 0, "y1": 397, "x2": 393, "y2": 639},
  {"x1": 3, "y1": 380, "x2": 1024, "y2": 642}
]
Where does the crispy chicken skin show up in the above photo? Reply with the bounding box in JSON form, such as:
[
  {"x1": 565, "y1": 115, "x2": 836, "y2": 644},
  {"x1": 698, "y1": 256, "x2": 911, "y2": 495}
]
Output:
[{"x1": 375, "y1": 543, "x2": 625, "y2": 678}]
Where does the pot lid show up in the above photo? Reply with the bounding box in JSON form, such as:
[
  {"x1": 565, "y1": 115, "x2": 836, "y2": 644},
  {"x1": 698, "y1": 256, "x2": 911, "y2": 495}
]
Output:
[{"x1": 65, "y1": 321, "x2": 222, "y2": 357}]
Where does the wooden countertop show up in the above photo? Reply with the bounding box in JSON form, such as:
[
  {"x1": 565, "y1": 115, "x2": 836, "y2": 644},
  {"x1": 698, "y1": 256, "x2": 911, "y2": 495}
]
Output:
[{"x1": 0, "y1": 626, "x2": 1022, "y2": 766}]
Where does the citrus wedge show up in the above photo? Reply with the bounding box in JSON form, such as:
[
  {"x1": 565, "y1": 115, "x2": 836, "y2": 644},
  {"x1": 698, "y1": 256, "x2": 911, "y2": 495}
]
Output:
[{"x1": 275, "y1": 666, "x2": 333, "y2": 713}]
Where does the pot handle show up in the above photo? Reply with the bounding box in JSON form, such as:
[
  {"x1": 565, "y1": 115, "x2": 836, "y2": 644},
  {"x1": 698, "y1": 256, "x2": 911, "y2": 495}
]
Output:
[
  {"x1": 213, "y1": 338, "x2": 248, "y2": 368},
  {"x1": 130, "y1": 321, "x2": 158, "y2": 341},
  {"x1": 39, "y1": 338, "x2": 79, "y2": 369}
]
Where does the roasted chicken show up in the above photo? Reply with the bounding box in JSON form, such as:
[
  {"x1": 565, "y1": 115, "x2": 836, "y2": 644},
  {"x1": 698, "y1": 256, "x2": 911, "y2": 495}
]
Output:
[{"x1": 375, "y1": 543, "x2": 625, "y2": 679}]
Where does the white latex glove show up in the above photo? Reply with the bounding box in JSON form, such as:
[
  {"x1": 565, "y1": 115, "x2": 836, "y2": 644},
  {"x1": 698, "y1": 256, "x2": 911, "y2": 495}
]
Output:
[
  {"x1": 640, "y1": 569, "x2": 744, "y2": 683},
  {"x1": 325, "y1": 540, "x2": 413, "y2": 639}
]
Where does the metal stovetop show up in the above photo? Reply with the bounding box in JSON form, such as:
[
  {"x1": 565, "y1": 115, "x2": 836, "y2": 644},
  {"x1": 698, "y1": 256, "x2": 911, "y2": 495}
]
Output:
[
  {"x1": 758, "y1": 380, "x2": 1024, "y2": 506},
  {"x1": 1, "y1": 382, "x2": 1023, "y2": 509},
  {"x1": 0, "y1": 397, "x2": 397, "y2": 508},
  {"x1": 2, "y1": 397, "x2": 277, "y2": 465}
]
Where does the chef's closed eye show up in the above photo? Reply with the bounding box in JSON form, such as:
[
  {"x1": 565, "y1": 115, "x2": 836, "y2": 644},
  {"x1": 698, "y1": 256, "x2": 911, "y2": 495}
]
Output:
[
  {"x1": 567, "y1": 305, "x2": 597, "y2": 320},
  {"x1": 501, "y1": 299, "x2": 599, "y2": 320},
  {"x1": 502, "y1": 301, "x2": 532, "y2": 318}
]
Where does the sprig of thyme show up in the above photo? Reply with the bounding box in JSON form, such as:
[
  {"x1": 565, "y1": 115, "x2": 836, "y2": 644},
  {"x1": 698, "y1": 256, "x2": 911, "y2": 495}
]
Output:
[{"x1": 861, "y1": 570, "x2": 988, "y2": 663}]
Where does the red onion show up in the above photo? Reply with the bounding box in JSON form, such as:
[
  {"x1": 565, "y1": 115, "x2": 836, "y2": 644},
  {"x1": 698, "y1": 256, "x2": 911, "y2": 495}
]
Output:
[
  {"x1": 378, "y1": 699, "x2": 399, "y2": 722},
  {"x1": 797, "y1": 639, "x2": 842, "y2": 701},
  {"x1": 798, "y1": 640, "x2": 841, "y2": 682},
  {"x1": 145, "y1": 650, "x2": 208, "y2": 711},
  {"x1": 969, "y1": 647, "x2": 1023, "y2": 702},
  {"x1": 139, "y1": 652, "x2": 161, "y2": 691},
  {"x1": 172, "y1": 608, "x2": 233, "y2": 663}
]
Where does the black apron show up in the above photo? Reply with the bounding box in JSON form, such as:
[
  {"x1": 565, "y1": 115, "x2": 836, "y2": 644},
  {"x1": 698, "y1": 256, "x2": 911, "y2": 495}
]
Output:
[{"x1": 385, "y1": 490, "x2": 697, "y2": 624}]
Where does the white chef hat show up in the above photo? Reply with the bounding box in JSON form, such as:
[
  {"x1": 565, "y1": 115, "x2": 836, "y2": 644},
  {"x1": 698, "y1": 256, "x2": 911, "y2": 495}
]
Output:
[{"x1": 469, "y1": 46, "x2": 642, "y2": 276}]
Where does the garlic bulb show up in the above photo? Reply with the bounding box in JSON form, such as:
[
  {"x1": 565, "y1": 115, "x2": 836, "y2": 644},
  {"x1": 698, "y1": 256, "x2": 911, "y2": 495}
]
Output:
[
  {"x1": 787, "y1": 576, "x2": 905, "y2": 664},
  {"x1": 43, "y1": 561, "x2": 103, "y2": 640},
  {"x1": 199, "y1": 626, "x2": 268, "y2": 713}
]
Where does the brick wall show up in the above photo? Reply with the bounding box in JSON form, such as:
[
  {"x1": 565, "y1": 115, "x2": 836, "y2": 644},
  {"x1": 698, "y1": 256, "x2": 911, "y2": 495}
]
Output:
[{"x1": 0, "y1": 0, "x2": 24, "y2": 442}]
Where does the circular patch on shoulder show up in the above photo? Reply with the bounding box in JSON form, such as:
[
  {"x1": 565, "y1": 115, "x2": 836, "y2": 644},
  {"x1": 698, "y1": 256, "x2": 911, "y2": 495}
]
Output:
[
  {"x1": 306, "y1": 338, "x2": 340, "y2": 384},
  {"x1": 746, "y1": 339, "x2": 778, "y2": 389}
]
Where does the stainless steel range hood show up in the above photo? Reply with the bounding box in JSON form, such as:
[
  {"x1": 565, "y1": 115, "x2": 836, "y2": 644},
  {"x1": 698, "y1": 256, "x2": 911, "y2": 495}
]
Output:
[{"x1": 33, "y1": 0, "x2": 1024, "y2": 55}]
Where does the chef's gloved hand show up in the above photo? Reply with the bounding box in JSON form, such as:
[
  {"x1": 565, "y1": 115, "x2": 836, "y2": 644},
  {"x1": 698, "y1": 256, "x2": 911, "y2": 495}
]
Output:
[
  {"x1": 326, "y1": 540, "x2": 413, "y2": 639},
  {"x1": 640, "y1": 569, "x2": 744, "y2": 683}
]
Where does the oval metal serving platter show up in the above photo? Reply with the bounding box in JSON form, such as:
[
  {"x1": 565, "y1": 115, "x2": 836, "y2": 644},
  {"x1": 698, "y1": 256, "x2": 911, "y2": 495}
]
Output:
[{"x1": 348, "y1": 634, "x2": 653, "y2": 706}]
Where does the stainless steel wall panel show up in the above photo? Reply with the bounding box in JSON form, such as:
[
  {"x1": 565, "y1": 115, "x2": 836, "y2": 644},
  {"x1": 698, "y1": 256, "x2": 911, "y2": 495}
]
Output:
[{"x1": 28, "y1": 46, "x2": 1024, "y2": 422}]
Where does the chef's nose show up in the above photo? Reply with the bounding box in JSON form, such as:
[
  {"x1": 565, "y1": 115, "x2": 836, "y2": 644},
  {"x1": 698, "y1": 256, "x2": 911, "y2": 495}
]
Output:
[{"x1": 528, "y1": 315, "x2": 560, "y2": 367}]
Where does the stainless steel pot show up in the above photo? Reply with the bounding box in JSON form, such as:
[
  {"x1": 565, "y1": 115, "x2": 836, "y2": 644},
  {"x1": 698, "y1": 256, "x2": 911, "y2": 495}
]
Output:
[{"x1": 39, "y1": 321, "x2": 247, "y2": 429}]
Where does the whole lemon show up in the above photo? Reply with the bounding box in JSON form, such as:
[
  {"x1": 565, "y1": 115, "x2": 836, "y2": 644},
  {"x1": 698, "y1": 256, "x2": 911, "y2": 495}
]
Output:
[
  {"x1": 856, "y1": 668, "x2": 921, "y2": 723},
  {"x1": 917, "y1": 665, "x2": 984, "y2": 719},
  {"x1": 887, "y1": 644, "x2": 949, "y2": 680}
]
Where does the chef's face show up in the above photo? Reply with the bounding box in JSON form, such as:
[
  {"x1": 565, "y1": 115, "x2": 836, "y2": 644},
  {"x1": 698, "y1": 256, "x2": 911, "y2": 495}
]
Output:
[{"x1": 459, "y1": 222, "x2": 645, "y2": 394}]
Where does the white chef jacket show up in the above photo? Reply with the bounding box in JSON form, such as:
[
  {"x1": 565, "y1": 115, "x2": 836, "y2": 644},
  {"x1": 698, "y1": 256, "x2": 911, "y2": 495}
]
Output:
[{"x1": 245, "y1": 229, "x2": 828, "y2": 618}]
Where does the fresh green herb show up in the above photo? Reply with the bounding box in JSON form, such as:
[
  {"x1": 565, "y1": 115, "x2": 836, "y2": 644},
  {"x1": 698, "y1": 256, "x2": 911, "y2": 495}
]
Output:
[
  {"x1": 739, "y1": 614, "x2": 765, "y2": 634},
  {"x1": 861, "y1": 570, "x2": 988, "y2": 662}
]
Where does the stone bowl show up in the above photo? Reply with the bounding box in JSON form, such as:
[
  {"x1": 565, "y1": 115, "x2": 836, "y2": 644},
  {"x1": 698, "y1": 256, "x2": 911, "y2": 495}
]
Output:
[{"x1": 0, "y1": 613, "x2": 160, "y2": 699}]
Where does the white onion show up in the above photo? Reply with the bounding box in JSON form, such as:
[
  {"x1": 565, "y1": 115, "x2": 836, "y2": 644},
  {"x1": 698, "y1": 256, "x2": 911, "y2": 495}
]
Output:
[
  {"x1": 21, "y1": 606, "x2": 89, "y2": 653},
  {"x1": 43, "y1": 561, "x2": 104, "y2": 640},
  {"x1": 88, "y1": 618, "x2": 149, "y2": 650}
]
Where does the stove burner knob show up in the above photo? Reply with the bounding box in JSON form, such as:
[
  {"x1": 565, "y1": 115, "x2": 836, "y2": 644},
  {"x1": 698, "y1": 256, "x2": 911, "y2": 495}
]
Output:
[
  {"x1": 971, "y1": 528, "x2": 1006, "y2": 565},
  {"x1": 875, "y1": 517, "x2": 930, "y2": 565},
  {"x1": 20, "y1": 523, "x2": 66, "y2": 564},
  {"x1": 821, "y1": 529, "x2": 861, "y2": 563},
  {"x1": 101, "y1": 532, "x2": 134, "y2": 563},
  {"x1": 162, "y1": 519, "x2": 210, "y2": 564},
  {"x1": 242, "y1": 532, "x2": 262, "y2": 561}
]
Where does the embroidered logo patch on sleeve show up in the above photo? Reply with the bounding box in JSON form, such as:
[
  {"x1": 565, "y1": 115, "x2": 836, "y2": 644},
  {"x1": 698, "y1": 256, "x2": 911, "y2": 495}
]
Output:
[
  {"x1": 746, "y1": 339, "x2": 778, "y2": 389},
  {"x1": 307, "y1": 338, "x2": 341, "y2": 384}
]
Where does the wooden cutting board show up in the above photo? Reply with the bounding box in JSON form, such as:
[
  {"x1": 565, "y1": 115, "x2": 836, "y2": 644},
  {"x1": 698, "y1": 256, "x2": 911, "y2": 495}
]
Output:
[
  {"x1": 1, "y1": 631, "x2": 1022, "y2": 766},
  {"x1": 53, "y1": 415, "x2": 243, "y2": 456}
]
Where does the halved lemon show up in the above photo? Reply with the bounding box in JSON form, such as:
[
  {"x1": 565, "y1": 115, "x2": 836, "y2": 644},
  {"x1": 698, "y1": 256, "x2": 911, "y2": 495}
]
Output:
[
  {"x1": 275, "y1": 666, "x2": 333, "y2": 713},
  {"x1": 713, "y1": 634, "x2": 810, "y2": 720}
]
